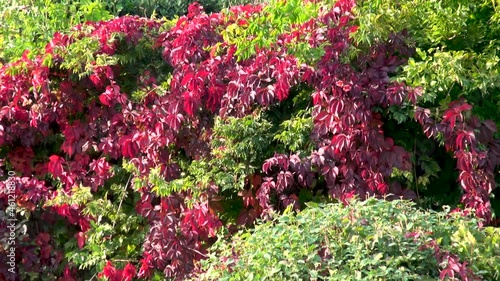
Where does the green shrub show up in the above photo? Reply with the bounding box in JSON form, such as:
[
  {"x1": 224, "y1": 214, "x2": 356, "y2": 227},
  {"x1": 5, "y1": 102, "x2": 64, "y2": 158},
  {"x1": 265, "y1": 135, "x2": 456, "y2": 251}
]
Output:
[
  {"x1": 195, "y1": 198, "x2": 500, "y2": 280},
  {"x1": 0, "y1": 0, "x2": 112, "y2": 63},
  {"x1": 220, "y1": 0, "x2": 323, "y2": 61}
]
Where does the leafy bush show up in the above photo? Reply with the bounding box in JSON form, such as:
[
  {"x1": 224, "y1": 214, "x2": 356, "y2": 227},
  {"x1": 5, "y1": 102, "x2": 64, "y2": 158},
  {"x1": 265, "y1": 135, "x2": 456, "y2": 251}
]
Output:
[
  {"x1": 196, "y1": 198, "x2": 500, "y2": 280},
  {"x1": 0, "y1": 0, "x2": 112, "y2": 63}
]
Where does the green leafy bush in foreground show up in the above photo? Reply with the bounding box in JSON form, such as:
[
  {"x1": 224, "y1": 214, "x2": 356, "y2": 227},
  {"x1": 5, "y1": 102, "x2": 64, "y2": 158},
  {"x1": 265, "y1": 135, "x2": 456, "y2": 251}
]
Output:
[
  {"x1": 196, "y1": 198, "x2": 500, "y2": 280},
  {"x1": 105, "y1": 0, "x2": 264, "y2": 19}
]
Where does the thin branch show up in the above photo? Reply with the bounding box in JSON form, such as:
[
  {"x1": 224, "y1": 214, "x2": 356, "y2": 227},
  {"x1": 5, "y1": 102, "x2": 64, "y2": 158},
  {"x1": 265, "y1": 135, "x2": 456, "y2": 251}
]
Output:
[{"x1": 112, "y1": 174, "x2": 132, "y2": 230}]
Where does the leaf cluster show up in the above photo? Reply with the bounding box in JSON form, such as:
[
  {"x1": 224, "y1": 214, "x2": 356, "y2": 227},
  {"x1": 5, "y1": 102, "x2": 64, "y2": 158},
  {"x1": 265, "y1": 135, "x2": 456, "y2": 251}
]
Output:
[{"x1": 196, "y1": 198, "x2": 500, "y2": 280}]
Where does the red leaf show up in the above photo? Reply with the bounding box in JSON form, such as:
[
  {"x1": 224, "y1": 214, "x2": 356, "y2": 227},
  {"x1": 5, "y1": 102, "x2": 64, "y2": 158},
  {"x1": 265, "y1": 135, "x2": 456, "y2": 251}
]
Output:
[
  {"x1": 61, "y1": 140, "x2": 76, "y2": 156},
  {"x1": 329, "y1": 100, "x2": 344, "y2": 116},
  {"x1": 331, "y1": 134, "x2": 350, "y2": 153},
  {"x1": 251, "y1": 174, "x2": 262, "y2": 189},
  {"x1": 99, "y1": 261, "x2": 121, "y2": 281},
  {"x1": 443, "y1": 109, "x2": 461, "y2": 129},
  {"x1": 122, "y1": 263, "x2": 136, "y2": 281},
  {"x1": 236, "y1": 209, "x2": 251, "y2": 226},
  {"x1": 89, "y1": 157, "x2": 111, "y2": 177},
  {"x1": 75, "y1": 232, "x2": 86, "y2": 249},
  {"x1": 58, "y1": 265, "x2": 77, "y2": 281},
  {"x1": 99, "y1": 93, "x2": 112, "y2": 106},
  {"x1": 483, "y1": 120, "x2": 497, "y2": 132},
  {"x1": 239, "y1": 189, "x2": 255, "y2": 208},
  {"x1": 166, "y1": 113, "x2": 184, "y2": 131},
  {"x1": 321, "y1": 163, "x2": 339, "y2": 182},
  {"x1": 183, "y1": 91, "x2": 200, "y2": 116},
  {"x1": 48, "y1": 155, "x2": 65, "y2": 177},
  {"x1": 276, "y1": 171, "x2": 294, "y2": 191},
  {"x1": 137, "y1": 255, "x2": 152, "y2": 278},
  {"x1": 455, "y1": 130, "x2": 475, "y2": 151},
  {"x1": 180, "y1": 72, "x2": 194, "y2": 87},
  {"x1": 17, "y1": 197, "x2": 36, "y2": 211},
  {"x1": 136, "y1": 200, "x2": 154, "y2": 219},
  {"x1": 120, "y1": 136, "x2": 139, "y2": 158},
  {"x1": 262, "y1": 158, "x2": 277, "y2": 173},
  {"x1": 377, "y1": 182, "x2": 389, "y2": 193},
  {"x1": 459, "y1": 103, "x2": 472, "y2": 112}
]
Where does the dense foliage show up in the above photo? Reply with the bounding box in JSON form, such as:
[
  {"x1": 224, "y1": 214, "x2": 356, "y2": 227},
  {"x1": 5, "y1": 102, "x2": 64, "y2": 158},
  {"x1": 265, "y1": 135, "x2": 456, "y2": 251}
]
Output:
[
  {"x1": 196, "y1": 198, "x2": 500, "y2": 280},
  {"x1": 105, "y1": 0, "x2": 261, "y2": 19},
  {"x1": 0, "y1": 0, "x2": 113, "y2": 63},
  {"x1": 0, "y1": 0, "x2": 255, "y2": 64},
  {"x1": 353, "y1": 0, "x2": 500, "y2": 217},
  {"x1": 0, "y1": 0, "x2": 499, "y2": 280}
]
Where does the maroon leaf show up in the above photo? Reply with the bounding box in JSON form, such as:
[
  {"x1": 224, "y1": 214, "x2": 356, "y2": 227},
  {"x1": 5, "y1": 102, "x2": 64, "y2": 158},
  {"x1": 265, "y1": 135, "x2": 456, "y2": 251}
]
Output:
[{"x1": 75, "y1": 232, "x2": 86, "y2": 249}]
